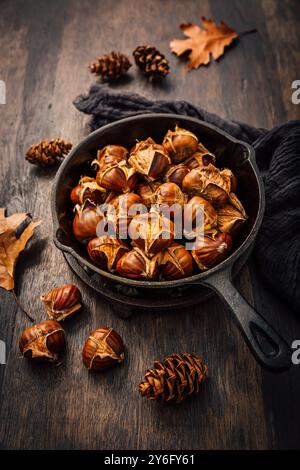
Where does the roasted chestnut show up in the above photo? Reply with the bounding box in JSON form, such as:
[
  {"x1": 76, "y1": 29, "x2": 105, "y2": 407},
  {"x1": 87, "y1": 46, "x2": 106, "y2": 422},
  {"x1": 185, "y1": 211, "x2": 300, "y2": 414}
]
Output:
[
  {"x1": 96, "y1": 160, "x2": 137, "y2": 193},
  {"x1": 41, "y1": 284, "x2": 82, "y2": 321},
  {"x1": 19, "y1": 320, "x2": 65, "y2": 361},
  {"x1": 163, "y1": 163, "x2": 190, "y2": 187},
  {"x1": 129, "y1": 211, "x2": 175, "y2": 257},
  {"x1": 220, "y1": 168, "x2": 237, "y2": 193},
  {"x1": 135, "y1": 180, "x2": 161, "y2": 208},
  {"x1": 157, "y1": 243, "x2": 194, "y2": 280},
  {"x1": 87, "y1": 236, "x2": 129, "y2": 272},
  {"x1": 70, "y1": 176, "x2": 106, "y2": 205},
  {"x1": 163, "y1": 126, "x2": 198, "y2": 163},
  {"x1": 129, "y1": 138, "x2": 171, "y2": 180},
  {"x1": 73, "y1": 200, "x2": 104, "y2": 243},
  {"x1": 182, "y1": 164, "x2": 231, "y2": 207},
  {"x1": 82, "y1": 327, "x2": 125, "y2": 371},
  {"x1": 153, "y1": 183, "x2": 187, "y2": 210},
  {"x1": 106, "y1": 192, "x2": 143, "y2": 237},
  {"x1": 183, "y1": 196, "x2": 217, "y2": 239},
  {"x1": 185, "y1": 144, "x2": 216, "y2": 170},
  {"x1": 217, "y1": 193, "x2": 247, "y2": 235},
  {"x1": 116, "y1": 247, "x2": 158, "y2": 280},
  {"x1": 97, "y1": 145, "x2": 129, "y2": 170},
  {"x1": 192, "y1": 232, "x2": 233, "y2": 270}
]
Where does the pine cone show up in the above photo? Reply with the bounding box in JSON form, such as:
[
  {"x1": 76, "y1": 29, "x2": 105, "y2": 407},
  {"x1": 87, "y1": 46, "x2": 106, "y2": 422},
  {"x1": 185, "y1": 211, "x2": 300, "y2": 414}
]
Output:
[
  {"x1": 26, "y1": 139, "x2": 72, "y2": 167},
  {"x1": 139, "y1": 353, "x2": 208, "y2": 404},
  {"x1": 89, "y1": 52, "x2": 132, "y2": 81},
  {"x1": 133, "y1": 45, "x2": 170, "y2": 81}
]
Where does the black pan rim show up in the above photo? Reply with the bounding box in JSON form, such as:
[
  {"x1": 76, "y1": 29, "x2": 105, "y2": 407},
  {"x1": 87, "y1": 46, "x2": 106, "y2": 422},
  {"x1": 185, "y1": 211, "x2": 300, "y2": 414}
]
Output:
[{"x1": 51, "y1": 113, "x2": 265, "y2": 289}]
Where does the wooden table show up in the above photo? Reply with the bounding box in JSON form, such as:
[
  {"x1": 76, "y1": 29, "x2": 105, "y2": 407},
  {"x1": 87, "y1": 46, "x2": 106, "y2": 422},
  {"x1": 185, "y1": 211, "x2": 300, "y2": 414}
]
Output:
[{"x1": 0, "y1": 0, "x2": 299, "y2": 450}]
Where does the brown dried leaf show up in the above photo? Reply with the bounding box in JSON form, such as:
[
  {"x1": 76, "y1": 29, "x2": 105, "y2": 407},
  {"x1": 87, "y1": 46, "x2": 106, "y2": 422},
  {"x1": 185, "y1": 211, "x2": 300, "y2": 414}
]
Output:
[
  {"x1": 0, "y1": 209, "x2": 41, "y2": 290},
  {"x1": 170, "y1": 17, "x2": 238, "y2": 70}
]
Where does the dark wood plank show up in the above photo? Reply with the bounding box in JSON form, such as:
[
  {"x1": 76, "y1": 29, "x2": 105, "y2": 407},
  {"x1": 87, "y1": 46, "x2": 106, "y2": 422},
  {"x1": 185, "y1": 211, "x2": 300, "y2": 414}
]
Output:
[{"x1": 0, "y1": 0, "x2": 299, "y2": 450}]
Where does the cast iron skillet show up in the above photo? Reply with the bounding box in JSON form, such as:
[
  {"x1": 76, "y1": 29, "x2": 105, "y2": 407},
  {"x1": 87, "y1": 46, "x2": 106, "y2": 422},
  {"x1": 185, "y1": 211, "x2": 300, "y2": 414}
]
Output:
[{"x1": 52, "y1": 114, "x2": 291, "y2": 372}]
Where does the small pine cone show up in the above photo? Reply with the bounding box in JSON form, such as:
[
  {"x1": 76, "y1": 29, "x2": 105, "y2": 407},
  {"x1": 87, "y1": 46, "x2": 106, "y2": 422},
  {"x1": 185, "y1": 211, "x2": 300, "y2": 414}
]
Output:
[
  {"x1": 26, "y1": 139, "x2": 72, "y2": 167},
  {"x1": 133, "y1": 45, "x2": 170, "y2": 81},
  {"x1": 139, "y1": 353, "x2": 208, "y2": 404},
  {"x1": 89, "y1": 52, "x2": 132, "y2": 81}
]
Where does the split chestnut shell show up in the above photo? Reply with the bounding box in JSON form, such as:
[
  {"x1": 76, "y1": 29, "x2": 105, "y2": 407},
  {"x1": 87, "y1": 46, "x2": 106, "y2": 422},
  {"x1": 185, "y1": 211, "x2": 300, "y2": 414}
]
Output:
[
  {"x1": 87, "y1": 236, "x2": 129, "y2": 272},
  {"x1": 182, "y1": 164, "x2": 231, "y2": 207},
  {"x1": 217, "y1": 193, "x2": 247, "y2": 235},
  {"x1": 19, "y1": 320, "x2": 65, "y2": 361},
  {"x1": 163, "y1": 126, "x2": 198, "y2": 163},
  {"x1": 82, "y1": 327, "x2": 125, "y2": 371},
  {"x1": 116, "y1": 247, "x2": 158, "y2": 280},
  {"x1": 163, "y1": 163, "x2": 189, "y2": 187},
  {"x1": 96, "y1": 160, "x2": 137, "y2": 193},
  {"x1": 129, "y1": 211, "x2": 175, "y2": 257},
  {"x1": 183, "y1": 196, "x2": 217, "y2": 239},
  {"x1": 192, "y1": 232, "x2": 233, "y2": 270},
  {"x1": 41, "y1": 284, "x2": 82, "y2": 321},
  {"x1": 157, "y1": 243, "x2": 194, "y2": 280},
  {"x1": 97, "y1": 145, "x2": 129, "y2": 171},
  {"x1": 72, "y1": 200, "x2": 104, "y2": 244},
  {"x1": 70, "y1": 176, "x2": 106, "y2": 205},
  {"x1": 129, "y1": 138, "x2": 171, "y2": 180}
]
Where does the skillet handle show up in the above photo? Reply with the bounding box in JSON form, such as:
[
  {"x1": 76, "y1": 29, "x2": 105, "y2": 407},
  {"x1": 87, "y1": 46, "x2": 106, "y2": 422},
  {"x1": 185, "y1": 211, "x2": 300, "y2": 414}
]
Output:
[{"x1": 201, "y1": 268, "x2": 292, "y2": 372}]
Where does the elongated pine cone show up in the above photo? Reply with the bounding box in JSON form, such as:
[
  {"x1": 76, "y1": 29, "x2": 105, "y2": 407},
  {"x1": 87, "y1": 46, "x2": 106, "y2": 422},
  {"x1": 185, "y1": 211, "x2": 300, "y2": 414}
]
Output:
[
  {"x1": 26, "y1": 138, "x2": 72, "y2": 167},
  {"x1": 133, "y1": 45, "x2": 170, "y2": 81},
  {"x1": 139, "y1": 353, "x2": 208, "y2": 404},
  {"x1": 89, "y1": 52, "x2": 132, "y2": 80}
]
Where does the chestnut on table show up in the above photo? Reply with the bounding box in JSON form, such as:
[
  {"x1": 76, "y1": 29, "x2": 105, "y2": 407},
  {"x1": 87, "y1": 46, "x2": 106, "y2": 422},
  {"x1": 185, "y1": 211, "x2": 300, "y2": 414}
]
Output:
[
  {"x1": 82, "y1": 327, "x2": 125, "y2": 371},
  {"x1": 19, "y1": 320, "x2": 65, "y2": 362}
]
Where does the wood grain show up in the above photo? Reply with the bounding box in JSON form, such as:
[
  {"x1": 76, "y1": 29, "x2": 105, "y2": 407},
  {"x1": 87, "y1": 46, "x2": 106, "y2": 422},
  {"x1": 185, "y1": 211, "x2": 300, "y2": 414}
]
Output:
[{"x1": 0, "y1": 0, "x2": 299, "y2": 450}]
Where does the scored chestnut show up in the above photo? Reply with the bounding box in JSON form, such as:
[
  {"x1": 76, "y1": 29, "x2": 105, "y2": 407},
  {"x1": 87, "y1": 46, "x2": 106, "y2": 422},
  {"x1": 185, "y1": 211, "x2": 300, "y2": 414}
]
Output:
[
  {"x1": 128, "y1": 138, "x2": 171, "y2": 180},
  {"x1": 163, "y1": 126, "x2": 198, "y2": 163},
  {"x1": 217, "y1": 193, "x2": 248, "y2": 235},
  {"x1": 87, "y1": 236, "x2": 129, "y2": 272},
  {"x1": 41, "y1": 284, "x2": 82, "y2": 322},
  {"x1": 182, "y1": 165, "x2": 230, "y2": 207},
  {"x1": 73, "y1": 200, "x2": 104, "y2": 244},
  {"x1": 157, "y1": 243, "x2": 194, "y2": 280},
  {"x1": 136, "y1": 180, "x2": 161, "y2": 208},
  {"x1": 70, "y1": 176, "x2": 106, "y2": 206},
  {"x1": 82, "y1": 327, "x2": 125, "y2": 371},
  {"x1": 152, "y1": 182, "x2": 187, "y2": 222},
  {"x1": 96, "y1": 160, "x2": 137, "y2": 193},
  {"x1": 129, "y1": 211, "x2": 175, "y2": 257},
  {"x1": 106, "y1": 192, "x2": 143, "y2": 237},
  {"x1": 220, "y1": 168, "x2": 237, "y2": 193},
  {"x1": 19, "y1": 320, "x2": 65, "y2": 362},
  {"x1": 97, "y1": 144, "x2": 129, "y2": 171},
  {"x1": 116, "y1": 247, "x2": 158, "y2": 280},
  {"x1": 192, "y1": 232, "x2": 233, "y2": 270},
  {"x1": 185, "y1": 144, "x2": 216, "y2": 170},
  {"x1": 153, "y1": 182, "x2": 187, "y2": 208},
  {"x1": 183, "y1": 196, "x2": 217, "y2": 239},
  {"x1": 163, "y1": 163, "x2": 189, "y2": 187}
]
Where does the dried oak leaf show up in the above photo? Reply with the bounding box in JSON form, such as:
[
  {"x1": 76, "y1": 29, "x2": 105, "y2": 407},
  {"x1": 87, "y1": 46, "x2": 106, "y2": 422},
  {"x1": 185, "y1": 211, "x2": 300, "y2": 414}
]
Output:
[
  {"x1": 170, "y1": 17, "x2": 238, "y2": 70},
  {"x1": 0, "y1": 208, "x2": 41, "y2": 290}
]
